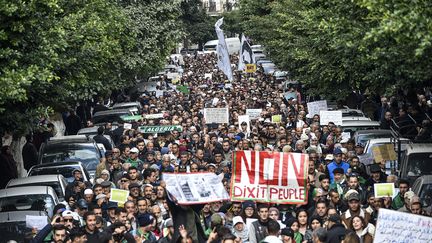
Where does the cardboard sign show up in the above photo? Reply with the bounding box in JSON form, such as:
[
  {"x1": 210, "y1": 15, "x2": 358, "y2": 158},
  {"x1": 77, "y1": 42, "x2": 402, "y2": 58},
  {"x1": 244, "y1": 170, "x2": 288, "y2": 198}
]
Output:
[
  {"x1": 204, "y1": 108, "x2": 229, "y2": 124},
  {"x1": 26, "y1": 215, "x2": 48, "y2": 230},
  {"x1": 319, "y1": 110, "x2": 342, "y2": 126},
  {"x1": 375, "y1": 209, "x2": 432, "y2": 242},
  {"x1": 123, "y1": 123, "x2": 132, "y2": 130},
  {"x1": 110, "y1": 189, "x2": 129, "y2": 204},
  {"x1": 372, "y1": 144, "x2": 397, "y2": 162},
  {"x1": 245, "y1": 64, "x2": 257, "y2": 73},
  {"x1": 271, "y1": 115, "x2": 282, "y2": 123},
  {"x1": 144, "y1": 113, "x2": 164, "y2": 119},
  {"x1": 307, "y1": 100, "x2": 328, "y2": 117},
  {"x1": 138, "y1": 125, "x2": 182, "y2": 134},
  {"x1": 246, "y1": 109, "x2": 262, "y2": 120},
  {"x1": 231, "y1": 151, "x2": 309, "y2": 204},
  {"x1": 374, "y1": 183, "x2": 396, "y2": 198},
  {"x1": 163, "y1": 172, "x2": 230, "y2": 204}
]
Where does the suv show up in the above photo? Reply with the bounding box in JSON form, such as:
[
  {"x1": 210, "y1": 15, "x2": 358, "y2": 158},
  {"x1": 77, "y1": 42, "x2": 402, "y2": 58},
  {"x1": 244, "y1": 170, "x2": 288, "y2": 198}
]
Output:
[
  {"x1": 93, "y1": 108, "x2": 134, "y2": 125},
  {"x1": 399, "y1": 143, "x2": 432, "y2": 184},
  {"x1": 38, "y1": 135, "x2": 102, "y2": 177}
]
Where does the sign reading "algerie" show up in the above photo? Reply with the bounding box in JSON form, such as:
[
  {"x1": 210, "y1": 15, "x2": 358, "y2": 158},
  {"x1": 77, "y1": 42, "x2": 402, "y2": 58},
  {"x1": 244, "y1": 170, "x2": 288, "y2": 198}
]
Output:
[
  {"x1": 138, "y1": 125, "x2": 182, "y2": 133},
  {"x1": 231, "y1": 151, "x2": 309, "y2": 204}
]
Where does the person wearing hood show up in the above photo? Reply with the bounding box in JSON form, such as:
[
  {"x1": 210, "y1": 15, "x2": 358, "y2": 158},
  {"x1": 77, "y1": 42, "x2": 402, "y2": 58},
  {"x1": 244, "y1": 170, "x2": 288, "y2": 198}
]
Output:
[
  {"x1": 97, "y1": 169, "x2": 116, "y2": 188},
  {"x1": 351, "y1": 215, "x2": 374, "y2": 243},
  {"x1": 231, "y1": 216, "x2": 249, "y2": 243}
]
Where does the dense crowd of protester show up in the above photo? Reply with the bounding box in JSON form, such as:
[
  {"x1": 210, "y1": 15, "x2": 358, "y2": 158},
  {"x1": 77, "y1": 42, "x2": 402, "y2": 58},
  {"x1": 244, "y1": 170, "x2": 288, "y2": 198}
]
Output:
[{"x1": 14, "y1": 52, "x2": 432, "y2": 243}]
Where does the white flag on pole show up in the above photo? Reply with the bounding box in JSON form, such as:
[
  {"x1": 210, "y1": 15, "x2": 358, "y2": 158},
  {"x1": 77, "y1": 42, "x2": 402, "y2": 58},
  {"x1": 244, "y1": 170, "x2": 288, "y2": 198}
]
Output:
[
  {"x1": 215, "y1": 18, "x2": 233, "y2": 81},
  {"x1": 238, "y1": 34, "x2": 255, "y2": 71}
]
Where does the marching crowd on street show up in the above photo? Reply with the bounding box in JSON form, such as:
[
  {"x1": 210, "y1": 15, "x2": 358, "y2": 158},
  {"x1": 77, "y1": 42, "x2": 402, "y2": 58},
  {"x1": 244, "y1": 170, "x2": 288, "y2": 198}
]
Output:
[{"x1": 3, "y1": 51, "x2": 432, "y2": 243}]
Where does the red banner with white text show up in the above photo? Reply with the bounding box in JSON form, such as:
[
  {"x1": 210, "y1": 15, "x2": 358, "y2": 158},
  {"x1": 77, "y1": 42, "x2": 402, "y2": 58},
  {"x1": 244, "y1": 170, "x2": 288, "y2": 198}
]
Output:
[{"x1": 231, "y1": 151, "x2": 309, "y2": 204}]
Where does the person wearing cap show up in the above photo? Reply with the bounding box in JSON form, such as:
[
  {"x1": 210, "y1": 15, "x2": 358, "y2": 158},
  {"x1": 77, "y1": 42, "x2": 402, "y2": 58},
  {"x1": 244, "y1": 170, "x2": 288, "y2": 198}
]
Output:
[
  {"x1": 136, "y1": 213, "x2": 157, "y2": 242},
  {"x1": 409, "y1": 196, "x2": 429, "y2": 216},
  {"x1": 365, "y1": 163, "x2": 387, "y2": 193},
  {"x1": 326, "y1": 148, "x2": 350, "y2": 183},
  {"x1": 341, "y1": 192, "x2": 371, "y2": 229},
  {"x1": 206, "y1": 163, "x2": 217, "y2": 173},
  {"x1": 231, "y1": 215, "x2": 249, "y2": 242},
  {"x1": 280, "y1": 227, "x2": 295, "y2": 243},
  {"x1": 126, "y1": 147, "x2": 144, "y2": 171},
  {"x1": 158, "y1": 218, "x2": 175, "y2": 243},
  {"x1": 83, "y1": 188, "x2": 94, "y2": 204},
  {"x1": 326, "y1": 213, "x2": 349, "y2": 243},
  {"x1": 62, "y1": 210, "x2": 78, "y2": 230}
]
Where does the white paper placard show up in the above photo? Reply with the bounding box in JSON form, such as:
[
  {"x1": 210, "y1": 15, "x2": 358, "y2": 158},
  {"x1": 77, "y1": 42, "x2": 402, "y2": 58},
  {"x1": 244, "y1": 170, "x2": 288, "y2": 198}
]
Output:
[
  {"x1": 307, "y1": 100, "x2": 328, "y2": 118},
  {"x1": 320, "y1": 110, "x2": 342, "y2": 126},
  {"x1": 246, "y1": 109, "x2": 262, "y2": 120},
  {"x1": 375, "y1": 209, "x2": 432, "y2": 242},
  {"x1": 26, "y1": 215, "x2": 48, "y2": 230},
  {"x1": 204, "y1": 108, "x2": 229, "y2": 124}
]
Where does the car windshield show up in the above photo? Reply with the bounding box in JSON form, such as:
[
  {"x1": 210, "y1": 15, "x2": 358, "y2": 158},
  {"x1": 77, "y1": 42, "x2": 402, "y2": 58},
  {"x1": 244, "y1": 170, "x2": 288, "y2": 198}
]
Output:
[
  {"x1": 407, "y1": 153, "x2": 432, "y2": 177},
  {"x1": 357, "y1": 133, "x2": 391, "y2": 145},
  {"x1": 29, "y1": 166, "x2": 78, "y2": 183},
  {"x1": 0, "y1": 194, "x2": 55, "y2": 217},
  {"x1": 0, "y1": 221, "x2": 32, "y2": 242},
  {"x1": 9, "y1": 182, "x2": 63, "y2": 200},
  {"x1": 42, "y1": 144, "x2": 100, "y2": 172}
]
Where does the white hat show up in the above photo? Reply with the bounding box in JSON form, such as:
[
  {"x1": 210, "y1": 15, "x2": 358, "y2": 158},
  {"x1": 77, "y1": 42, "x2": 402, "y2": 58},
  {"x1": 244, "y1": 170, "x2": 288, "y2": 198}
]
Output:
[
  {"x1": 233, "y1": 216, "x2": 244, "y2": 226},
  {"x1": 340, "y1": 138, "x2": 349, "y2": 143},
  {"x1": 62, "y1": 210, "x2": 74, "y2": 218},
  {"x1": 130, "y1": 147, "x2": 139, "y2": 153},
  {"x1": 84, "y1": 189, "x2": 93, "y2": 195},
  {"x1": 101, "y1": 169, "x2": 110, "y2": 175},
  {"x1": 325, "y1": 154, "x2": 334, "y2": 160},
  {"x1": 340, "y1": 148, "x2": 348, "y2": 154}
]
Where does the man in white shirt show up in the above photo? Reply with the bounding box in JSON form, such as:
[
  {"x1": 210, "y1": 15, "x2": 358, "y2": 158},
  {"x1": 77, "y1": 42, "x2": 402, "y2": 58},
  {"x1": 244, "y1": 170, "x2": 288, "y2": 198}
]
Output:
[{"x1": 261, "y1": 219, "x2": 282, "y2": 243}]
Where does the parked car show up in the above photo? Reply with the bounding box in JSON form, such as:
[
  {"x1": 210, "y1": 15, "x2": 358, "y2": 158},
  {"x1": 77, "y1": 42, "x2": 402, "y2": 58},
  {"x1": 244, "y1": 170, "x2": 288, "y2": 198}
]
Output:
[
  {"x1": 411, "y1": 175, "x2": 432, "y2": 208},
  {"x1": 112, "y1": 101, "x2": 142, "y2": 114},
  {"x1": 399, "y1": 143, "x2": 432, "y2": 184},
  {"x1": 0, "y1": 210, "x2": 48, "y2": 242},
  {"x1": 28, "y1": 161, "x2": 91, "y2": 184},
  {"x1": 38, "y1": 135, "x2": 102, "y2": 177},
  {"x1": 0, "y1": 186, "x2": 59, "y2": 217},
  {"x1": 6, "y1": 175, "x2": 68, "y2": 202},
  {"x1": 353, "y1": 129, "x2": 393, "y2": 146},
  {"x1": 341, "y1": 120, "x2": 380, "y2": 135},
  {"x1": 93, "y1": 108, "x2": 134, "y2": 124}
]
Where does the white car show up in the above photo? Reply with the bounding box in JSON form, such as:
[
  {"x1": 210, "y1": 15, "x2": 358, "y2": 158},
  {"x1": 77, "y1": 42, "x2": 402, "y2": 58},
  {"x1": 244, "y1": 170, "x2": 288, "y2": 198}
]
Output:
[
  {"x1": 6, "y1": 175, "x2": 68, "y2": 202},
  {"x1": 0, "y1": 210, "x2": 49, "y2": 242},
  {"x1": 0, "y1": 186, "x2": 59, "y2": 217}
]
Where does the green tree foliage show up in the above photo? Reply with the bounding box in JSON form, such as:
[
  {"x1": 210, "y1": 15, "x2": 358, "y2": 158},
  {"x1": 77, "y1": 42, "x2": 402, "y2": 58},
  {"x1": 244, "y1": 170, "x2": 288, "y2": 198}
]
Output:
[
  {"x1": 0, "y1": 0, "x2": 182, "y2": 135},
  {"x1": 180, "y1": 0, "x2": 216, "y2": 48},
  {"x1": 239, "y1": 0, "x2": 432, "y2": 97}
]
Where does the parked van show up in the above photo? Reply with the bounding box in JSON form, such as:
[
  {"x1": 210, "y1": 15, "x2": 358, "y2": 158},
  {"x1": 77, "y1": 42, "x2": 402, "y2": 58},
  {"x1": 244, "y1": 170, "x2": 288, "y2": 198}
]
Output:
[{"x1": 203, "y1": 37, "x2": 240, "y2": 55}]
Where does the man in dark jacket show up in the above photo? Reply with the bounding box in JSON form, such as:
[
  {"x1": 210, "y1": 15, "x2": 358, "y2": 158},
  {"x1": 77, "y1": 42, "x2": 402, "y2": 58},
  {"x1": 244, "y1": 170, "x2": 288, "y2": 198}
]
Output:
[
  {"x1": 249, "y1": 204, "x2": 269, "y2": 243},
  {"x1": 326, "y1": 214, "x2": 349, "y2": 243},
  {"x1": 65, "y1": 110, "x2": 82, "y2": 135},
  {"x1": 22, "y1": 134, "x2": 38, "y2": 171},
  {"x1": 93, "y1": 126, "x2": 113, "y2": 151}
]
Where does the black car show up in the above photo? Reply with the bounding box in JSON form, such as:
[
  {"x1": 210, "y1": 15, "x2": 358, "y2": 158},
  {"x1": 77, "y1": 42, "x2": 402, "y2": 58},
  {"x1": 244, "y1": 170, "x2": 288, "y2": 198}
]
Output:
[{"x1": 38, "y1": 135, "x2": 102, "y2": 177}]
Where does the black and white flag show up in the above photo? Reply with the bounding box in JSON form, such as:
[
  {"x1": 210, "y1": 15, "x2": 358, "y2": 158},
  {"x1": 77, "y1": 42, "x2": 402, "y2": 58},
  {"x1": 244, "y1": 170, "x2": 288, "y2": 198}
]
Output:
[{"x1": 238, "y1": 34, "x2": 255, "y2": 71}]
